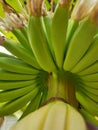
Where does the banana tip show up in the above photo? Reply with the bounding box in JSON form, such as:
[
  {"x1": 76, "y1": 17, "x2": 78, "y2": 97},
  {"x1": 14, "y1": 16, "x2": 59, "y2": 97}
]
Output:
[{"x1": 89, "y1": 5, "x2": 98, "y2": 25}]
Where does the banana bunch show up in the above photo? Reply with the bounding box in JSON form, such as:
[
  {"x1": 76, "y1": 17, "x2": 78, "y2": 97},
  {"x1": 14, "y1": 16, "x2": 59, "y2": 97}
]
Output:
[
  {"x1": 0, "y1": 35, "x2": 49, "y2": 117},
  {"x1": 0, "y1": 0, "x2": 98, "y2": 128},
  {"x1": 10, "y1": 101, "x2": 87, "y2": 130}
]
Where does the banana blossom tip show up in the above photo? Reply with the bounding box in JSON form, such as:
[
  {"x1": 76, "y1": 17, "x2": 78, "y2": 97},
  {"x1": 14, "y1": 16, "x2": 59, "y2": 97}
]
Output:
[
  {"x1": 28, "y1": 0, "x2": 46, "y2": 16},
  {"x1": 71, "y1": 0, "x2": 97, "y2": 22},
  {"x1": 89, "y1": 2, "x2": 98, "y2": 25}
]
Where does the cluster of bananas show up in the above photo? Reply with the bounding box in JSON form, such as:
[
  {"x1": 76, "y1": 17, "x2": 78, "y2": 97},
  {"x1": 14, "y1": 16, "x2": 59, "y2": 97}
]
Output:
[{"x1": 0, "y1": 0, "x2": 98, "y2": 128}]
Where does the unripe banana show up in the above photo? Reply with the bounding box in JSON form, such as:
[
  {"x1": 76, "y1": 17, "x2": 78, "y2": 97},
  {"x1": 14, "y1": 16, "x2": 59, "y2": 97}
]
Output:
[
  {"x1": 65, "y1": 19, "x2": 79, "y2": 47},
  {"x1": 81, "y1": 85, "x2": 98, "y2": 95},
  {"x1": 76, "y1": 90, "x2": 98, "y2": 117},
  {"x1": 12, "y1": 28, "x2": 32, "y2": 51},
  {"x1": 80, "y1": 108, "x2": 98, "y2": 126},
  {"x1": 63, "y1": 18, "x2": 98, "y2": 71},
  {"x1": 78, "y1": 61, "x2": 98, "y2": 75},
  {"x1": 81, "y1": 73, "x2": 98, "y2": 82},
  {"x1": 42, "y1": 15, "x2": 56, "y2": 62},
  {"x1": 0, "y1": 80, "x2": 35, "y2": 90},
  {"x1": 20, "y1": 92, "x2": 42, "y2": 119},
  {"x1": 51, "y1": 2, "x2": 70, "y2": 69},
  {"x1": 0, "y1": 56, "x2": 40, "y2": 74},
  {"x1": 0, "y1": 83, "x2": 37, "y2": 102},
  {"x1": 10, "y1": 101, "x2": 87, "y2": 130},
  {"x1": 0, "y1": 69, "x2": 36, "y2": 80},
  {"x1": 71, "y1": 38, "x2": 98, "y2": 73},
  {"x1": 0, "y1": 87, "x2": 39, "y2": 116},
  {"x1": 83, "y1": 81, "x2": 98, "y2": 89},
  {"x1": 28, "y1": 16, "x2": 57, "y2": 72},
  {"x1": 12, "y1": 25, "x2": 36, "y2": 53},
  {"x1": 27, "y1": 82, "x2": 48, "y2": 116},
  {"x1": 1, "y1": 38, "x2": 41, "y2": 69},
  {"x1": 78, "y1": 86, "x2": 98, "y2": 103}
]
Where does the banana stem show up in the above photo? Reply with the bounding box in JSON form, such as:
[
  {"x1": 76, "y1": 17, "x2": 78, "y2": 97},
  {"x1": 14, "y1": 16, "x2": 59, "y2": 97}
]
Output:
[{"x1": 47, "y1": 71, "x2": 78, "y2": 108}]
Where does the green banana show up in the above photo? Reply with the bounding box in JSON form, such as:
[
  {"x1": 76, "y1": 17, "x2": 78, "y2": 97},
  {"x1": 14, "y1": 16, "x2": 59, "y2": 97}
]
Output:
[
  {"x1": 42, "y1": 15, "x2": 52, "y2": 45},
  {"x1": 65, "y1": 18, "x2": 79, "y2": 52},
  {"x1": 63, "y1": 18, "x2": 98, "y2": 71},
  {"x1": 0, "y1": 56, "x2": 40, "y2": 74},
  {"x1": 0, "y1": 87, "x2": 39, "y2": 116},
  {"x1": 71, "y1": 38, "x2": 98, "y2": 73},
  {"x1": 0, "y1": 69, "x2": 37, "y2": 80},
  {"x1": 51, "y1": 1, "x2": 71, "y2": 68},
  {"x1": 84, "y1": 91, "x2": 98, "y2": 103},
  {"x1": 76, "y1": 90, "x2": 98, "y2": 116},
  {"x1": 81, "y1": 73, "x2": 98, "y2": 82},
  {"x1": 20, "y1": 92, "x2": 42, "y2": 119},
  {"x1": 10, "y1": 101, "x2": 87, "y2": 130},
  {"x1": 12, "y1": 28, "x2": 32, "y2": 51},
  {"x1": 0, "y1": 83, "x2": 37, "y2": 102},
  {"x1": 19, "y1": 26, "x2": 28, "y2": 39},
  {"x1": 1, "y1": 38, "x2": 41, "y2": 69},
  {"x1": 39, "y1": 88, "x2": 48, "y2": 105},
  {"x1": 0, "y1": 80, "x2": 35, "y2": 90},
  {"x1": 83, "y1": 81, "x2": 98, "y2": 89},
  {"x1": 28, "y1": 16, "x2": 57, "y2": 72},
  {"x1": 42, "y1": 15, "x2": 55, "y2": 62},
  {"x1": 78, "y1": 86, "x2": 98, "y2": 103},
  {"x1": 80, "y1": 108, "x2": 98, "y2": 126},
  {"x1": 78, "y1": 61, "x2": 98, "y2": 75},
  {"x1": 81, "y1": 85, "x2": 98, "y2": 95}
]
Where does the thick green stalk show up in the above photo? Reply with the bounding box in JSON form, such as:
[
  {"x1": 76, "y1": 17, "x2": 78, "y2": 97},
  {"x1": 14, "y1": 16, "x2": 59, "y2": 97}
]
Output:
[{"x1": 46, "y1": 71, "x2": 78, "y2": 108}]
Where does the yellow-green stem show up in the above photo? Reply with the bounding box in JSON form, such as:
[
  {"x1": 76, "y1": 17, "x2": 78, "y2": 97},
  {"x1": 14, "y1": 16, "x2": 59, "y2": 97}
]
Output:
[{"x1": 47, "y1": 71, "x2": 78, "y2": 108}]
